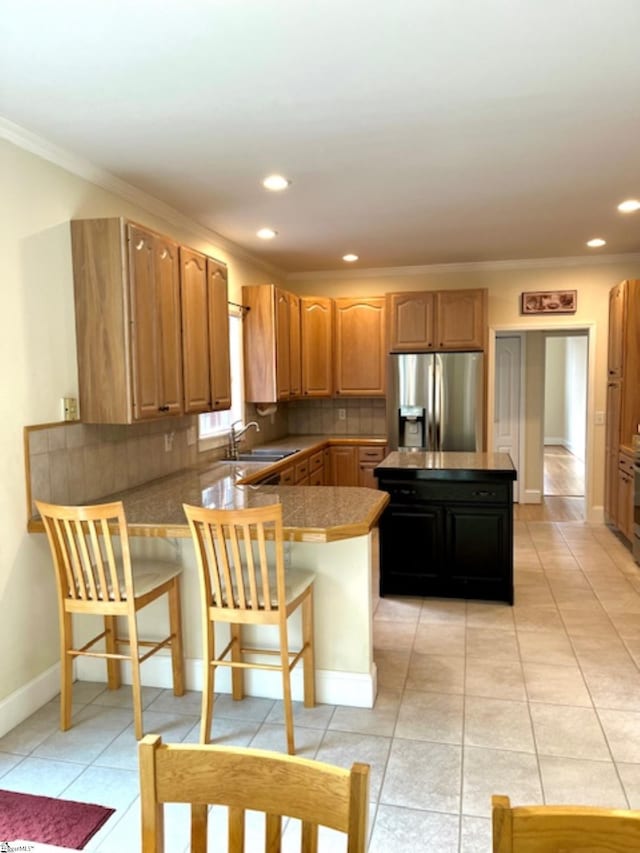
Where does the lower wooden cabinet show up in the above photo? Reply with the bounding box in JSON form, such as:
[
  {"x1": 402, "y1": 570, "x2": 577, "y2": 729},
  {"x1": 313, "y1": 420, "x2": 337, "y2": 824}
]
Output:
[
  {"x1": 358, "y1": 445, "x2": 386, "y2": 488},
  {"x1": 329, "y1": 446, "x2": 358, "y2": 486},
  {"x1": 617, "y1": 450, "x2": 634, "y2": 541}
]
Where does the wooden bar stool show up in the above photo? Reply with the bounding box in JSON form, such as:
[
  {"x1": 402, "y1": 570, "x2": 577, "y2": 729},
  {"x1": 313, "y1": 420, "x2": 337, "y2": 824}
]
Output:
[
  {"x1": 183, "y1": 502, "x2": 315, "y2": 754},
  {"x1": 36, "y1": 499, "x2": 185, "y2": 740}
]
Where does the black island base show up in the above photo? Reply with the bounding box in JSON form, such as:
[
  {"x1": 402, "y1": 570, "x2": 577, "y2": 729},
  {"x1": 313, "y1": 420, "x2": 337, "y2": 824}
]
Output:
[{"x1": 375, "y1": 451, "x2": 517, "y2": 605}]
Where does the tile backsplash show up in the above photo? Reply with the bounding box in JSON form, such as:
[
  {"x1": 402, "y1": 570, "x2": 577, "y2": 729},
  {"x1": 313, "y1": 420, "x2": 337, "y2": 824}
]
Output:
[
  {"x1": 26, "y1": 416, "x2": 210, "y2": 513},
  {"x1": 288, "y1": 398, "x2": 386, "y2": 436}
]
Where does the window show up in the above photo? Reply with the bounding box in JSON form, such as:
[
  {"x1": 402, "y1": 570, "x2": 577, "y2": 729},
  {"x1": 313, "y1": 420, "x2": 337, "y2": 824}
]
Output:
[{"x1": 199, "y1": 310, "x2": 243, "y2": 447}]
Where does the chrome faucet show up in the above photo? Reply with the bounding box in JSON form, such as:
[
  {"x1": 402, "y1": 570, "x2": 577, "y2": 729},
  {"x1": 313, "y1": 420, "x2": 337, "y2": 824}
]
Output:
[{"x1": 227, "y1": 420, "x2": 260, "y2": 460}]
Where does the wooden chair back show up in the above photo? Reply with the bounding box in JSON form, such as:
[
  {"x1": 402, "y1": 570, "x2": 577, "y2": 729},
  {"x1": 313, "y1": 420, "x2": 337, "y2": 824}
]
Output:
[
  {"x1": 37, "y1": 500, "x2": 133, "y2": 607},
  {"x1": 492, "y1": 794, "x2": 640, "y2": 852},
  {"x1": 139, "y1": 734, "x2": 369, "y2": 853},
  {"x1": 183, "y1": 502, "x2": 285, "y2": 618}
]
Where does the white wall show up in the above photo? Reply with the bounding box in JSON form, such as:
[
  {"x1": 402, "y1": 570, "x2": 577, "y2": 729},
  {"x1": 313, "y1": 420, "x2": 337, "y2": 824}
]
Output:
[
  {"x1": 565, "y1": 336, "x2": 588, "y2": 461},
  {"x1": 544, "y1": 335, "x2": 587, "y2": 460},
  {"x1": 544, "y1": 338, "x2": 567, "y2": 443},
  {"x1": 0, "y1": 138, "x2": 281, "y2": 709}
]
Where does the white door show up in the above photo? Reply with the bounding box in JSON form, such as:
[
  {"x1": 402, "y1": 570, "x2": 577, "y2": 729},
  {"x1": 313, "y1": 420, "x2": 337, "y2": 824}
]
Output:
[{"x1": 494, "y1": 336, "x2": 521, "y2": 501}]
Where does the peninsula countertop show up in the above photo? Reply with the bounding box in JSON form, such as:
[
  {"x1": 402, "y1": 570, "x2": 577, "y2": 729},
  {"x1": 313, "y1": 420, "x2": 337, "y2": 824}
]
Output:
[
  {"x1": 375, "y1": 450, "x2": 517, "y2": 480},
  {"x1": 100, "y1": 465, "x2": 388, "y2": 541}
]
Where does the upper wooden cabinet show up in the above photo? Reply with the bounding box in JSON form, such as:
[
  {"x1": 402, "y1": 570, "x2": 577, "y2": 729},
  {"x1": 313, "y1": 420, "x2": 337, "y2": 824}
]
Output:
[
  {"x1": 289, "y1": 293, "x2": 302, "y2": 397},
  {"x1": 334, "y1": 297, "x2": 386, "y2": 396},
  {"x1": 618, "y1": 280, "x2": 640, "y2": 447},
  {"x1": 243, "y1": 284, "x2": 292, "y2": 402},
  {"x1": 72, "y1": 218, "x2": 184, "y2": 423},
  {"x1": 301, "y1": 297, "x2": 333, "y2": 397},
  {"x1": 180, "y1": 248, "x2": 231, "y2": 413},
  {"x1": 387, "y1": 288, "x2": 487, "y2": 352},
  {"x1": 207, "y1": 259, "x2": 232, "y2": 411},
  {"x1": 387, "y1": 291, "x2": 436, "y2": 351},
  {"x1": 608, "y1": 281, "x2": 627, "y2": 379},
  {"x1": 435, "y1": 289, "x2": 487, "y2": 350}
]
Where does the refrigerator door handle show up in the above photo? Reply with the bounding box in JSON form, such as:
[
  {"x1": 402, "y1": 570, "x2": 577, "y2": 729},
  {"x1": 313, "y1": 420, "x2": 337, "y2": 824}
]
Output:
[{"x1": 434, "y1": 356, "x2": 442, "y2": 451}]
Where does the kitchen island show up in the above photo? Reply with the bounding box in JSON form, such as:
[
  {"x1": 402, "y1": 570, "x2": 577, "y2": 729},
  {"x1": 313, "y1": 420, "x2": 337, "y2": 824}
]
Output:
[{"x1": 375, "y1": 451, "x2": 517, "y2": 604}]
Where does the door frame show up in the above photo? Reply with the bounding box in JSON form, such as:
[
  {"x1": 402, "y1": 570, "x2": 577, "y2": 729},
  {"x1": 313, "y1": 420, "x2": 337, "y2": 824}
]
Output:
[
  {"x1": 494, "y1": 332, "x2": 526, "y2": 503},
  {"x1": 487, "y1": 321, "x2": 597, "y2": 522}
]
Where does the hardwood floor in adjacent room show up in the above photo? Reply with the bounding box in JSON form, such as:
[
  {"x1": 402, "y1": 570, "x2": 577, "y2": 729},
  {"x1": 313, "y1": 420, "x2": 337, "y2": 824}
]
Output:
[{"x1": 543, "y1": 445, "x2": 584, "y2": 497}]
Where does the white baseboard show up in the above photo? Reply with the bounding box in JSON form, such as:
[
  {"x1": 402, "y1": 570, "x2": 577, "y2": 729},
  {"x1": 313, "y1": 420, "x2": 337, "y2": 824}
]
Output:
[
  {"x1": 0, "y1": 663, "x2": 61, "y2": 738},
  {"x1": 544, "y1": 437, "x2": 565, "y2": 446},
  {"x1": 76, "y1": 655, "x2": 377, "y2": 709},
  {"x1": 522, "y1": 489, "x2": 542, "y2": 504}
]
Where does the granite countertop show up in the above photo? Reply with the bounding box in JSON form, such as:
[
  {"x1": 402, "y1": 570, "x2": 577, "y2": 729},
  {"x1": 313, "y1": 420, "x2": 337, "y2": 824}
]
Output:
[
  {"x1": 375, "y1": 450, "x2": 517, "y2": 479},
  {"x1": 101, "y1": 460, "x2": 386, "y2": 542}
]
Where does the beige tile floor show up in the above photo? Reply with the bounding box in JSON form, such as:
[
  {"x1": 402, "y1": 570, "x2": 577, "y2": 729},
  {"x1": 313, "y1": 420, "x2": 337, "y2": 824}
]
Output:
[{"x1": 2, "y1": 519, "x2": 640, "y2": 851}]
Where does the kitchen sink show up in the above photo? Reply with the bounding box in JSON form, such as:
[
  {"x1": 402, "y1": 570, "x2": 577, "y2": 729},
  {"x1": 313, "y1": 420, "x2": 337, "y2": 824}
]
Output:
[{"x1": 233, "y1": 449, "x2": 299, "y2": 462}]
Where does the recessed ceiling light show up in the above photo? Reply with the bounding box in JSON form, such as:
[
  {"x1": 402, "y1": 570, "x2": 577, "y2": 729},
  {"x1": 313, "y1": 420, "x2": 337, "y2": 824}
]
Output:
[
  {"x1": 342, "y1": 254, "x2": 359, "y2": 262},
  {"x1": 586, "y1": 238, "x2": 606, "y2": 248},
  {"x1": 257, "y1": 228, "x2": 278, "y2": 240},
  {"x1": 618, "y1": 199, "x2": 640, "y2": 213},
  {"x1": 262, "y1": 174, "x2": 291, "y2": 191}
]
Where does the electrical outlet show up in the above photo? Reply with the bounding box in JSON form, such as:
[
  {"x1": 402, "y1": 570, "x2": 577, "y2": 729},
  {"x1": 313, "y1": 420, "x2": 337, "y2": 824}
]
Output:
[
  {"x1": 61, "y1": 397, "x2": 78, "y2": 421},
  {"x1": 164, "y1": 432, "x2": 175, "y2": 452},
  {"x1": 338, "y1": 408, "x2": 346, "y2": 420}
]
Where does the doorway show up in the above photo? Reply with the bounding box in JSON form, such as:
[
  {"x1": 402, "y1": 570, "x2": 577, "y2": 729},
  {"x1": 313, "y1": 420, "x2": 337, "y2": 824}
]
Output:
[{"x1": 491, "y1": 324, "x2": 593, "y2": 522}]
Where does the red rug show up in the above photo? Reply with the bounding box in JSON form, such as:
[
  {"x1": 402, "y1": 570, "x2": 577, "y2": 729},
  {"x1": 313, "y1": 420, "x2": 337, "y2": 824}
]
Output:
[{"x1": 0, "y1": 789, "x2": 115, "y2": 849}]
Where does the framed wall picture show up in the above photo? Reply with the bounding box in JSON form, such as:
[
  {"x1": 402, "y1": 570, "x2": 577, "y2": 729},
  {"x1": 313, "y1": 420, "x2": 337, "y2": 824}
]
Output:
[{"x1": 521, "y1": 290, "x2": 577, "y2": 315}]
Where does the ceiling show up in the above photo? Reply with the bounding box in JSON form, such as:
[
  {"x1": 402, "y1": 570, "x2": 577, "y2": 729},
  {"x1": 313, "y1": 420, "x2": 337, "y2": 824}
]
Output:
[{"x1": 2, "y1": 0, "x2": 640, "y2": 274}]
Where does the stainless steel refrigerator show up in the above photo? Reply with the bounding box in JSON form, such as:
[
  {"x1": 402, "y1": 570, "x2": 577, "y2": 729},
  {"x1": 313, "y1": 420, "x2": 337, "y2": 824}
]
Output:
[{"x1": 387, "y1": 352, "x2": 484, "y2": 451}]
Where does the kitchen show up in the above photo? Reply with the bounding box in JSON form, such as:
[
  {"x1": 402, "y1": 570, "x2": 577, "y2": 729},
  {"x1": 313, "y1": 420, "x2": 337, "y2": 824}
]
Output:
[
  {"x1": 4, "y1": 3, "x2": 640, "y2": 848},
  {"x1": 4, "y1": 142, "x2": 640, "y2": 848}
]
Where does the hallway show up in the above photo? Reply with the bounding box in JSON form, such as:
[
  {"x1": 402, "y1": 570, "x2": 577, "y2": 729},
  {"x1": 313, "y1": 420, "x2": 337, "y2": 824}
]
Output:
[{"x1": 543, "y1": 445, "x2": 585, "y2": 498}]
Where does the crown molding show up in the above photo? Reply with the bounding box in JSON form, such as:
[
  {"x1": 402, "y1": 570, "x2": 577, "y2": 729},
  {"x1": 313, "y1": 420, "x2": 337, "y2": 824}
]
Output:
[
  {"x1": 287, "y1": 252, "x2": 640, "y2": 281},
  {"x1": 0, "y1": 117, "x2": 285, "y2": 278}
]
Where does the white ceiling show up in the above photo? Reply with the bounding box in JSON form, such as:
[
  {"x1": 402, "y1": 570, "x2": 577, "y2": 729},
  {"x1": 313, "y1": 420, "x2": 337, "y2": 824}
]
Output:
[{"x1": 2, "y1": 0, "x2": 640, "y2": 274}]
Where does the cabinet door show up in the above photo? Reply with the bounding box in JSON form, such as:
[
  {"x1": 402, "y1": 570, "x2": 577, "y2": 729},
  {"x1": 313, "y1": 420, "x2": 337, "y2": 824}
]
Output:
[
  {"x1": 608, "y1": 281, "x2": 627, "y2": 379},
  {"x1": 387, "y1": 291, "x2": 435, "y2": 352},
  {"x1": 379, "y1": 505, "x2": 443, "y2": 596},
  {"x1": 156, "y1": 237, "x2": 183, "y2": 416},
  {"x1": 617, "y1": 468, "x2": 632, "y2": 540},
  {"x1": 289, "y1": 293, "x2": 301, "y2": 397},
  {"x1": 242, "y1": 284, "x2": 278, "y2": 403},
  {"x1": 334, "y1": 298, "x2": 386, "y2": 396},
  {"x1": 301, "y1": 297, "x2": 333, "y2": 397},
  {"x1": 207, "y1": 259, "x2": 231, "y2": 410},
  {"x1": 275, "y1": 288, "x2": 291, "y2": 400},
  {"x1": 604, "y1": 380, "x2": 622, "y2": 524},
  {"x1": 129, "y1": 224, "x2": 163, "y2": 419},
  {"x1": 444, "y1": 505, "x2": 512, "y2": 601},
  {"x1": 130, "y1": 226, "x2": 183, "y2": 419},
  {"x1": 180, "y1": 247, "x2": 210, "y2": 413},
  {"x1": 435, "y1": 290, "x2": 486, "y2": 350},
  {"x1": 330, "y1": 446, "x2": 358, "y2": 486}
]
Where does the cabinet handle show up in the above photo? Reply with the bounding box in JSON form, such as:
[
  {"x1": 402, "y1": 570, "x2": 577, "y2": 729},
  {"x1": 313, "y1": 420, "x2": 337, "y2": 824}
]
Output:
[
  {"x1": 158, "y1": 405, "x2": 170, "y2": 412},
  {"x1": 473, "y1": 490, "x2": 496, "y2": 497}
]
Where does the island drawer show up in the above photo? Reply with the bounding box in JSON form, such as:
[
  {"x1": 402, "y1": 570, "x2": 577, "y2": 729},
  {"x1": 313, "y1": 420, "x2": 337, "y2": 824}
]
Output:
[{"x1": 380, "y1": 479, "x2": 510, "y2": 505}]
